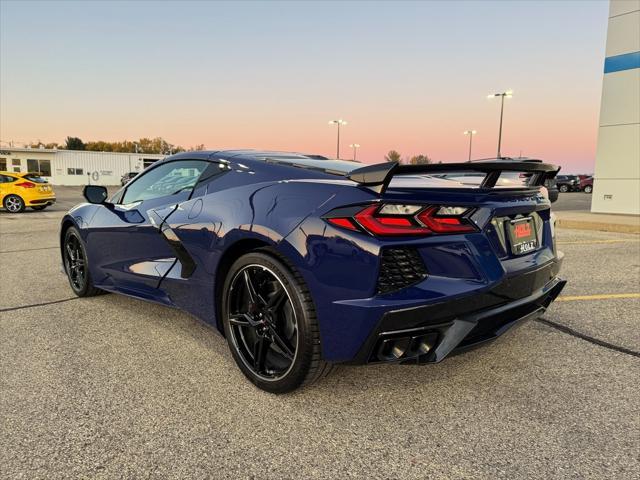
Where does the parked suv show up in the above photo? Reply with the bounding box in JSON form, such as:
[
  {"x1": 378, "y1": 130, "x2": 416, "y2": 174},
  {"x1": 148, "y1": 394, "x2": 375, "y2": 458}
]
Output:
[
  {"x1": 556, "y1": 175, "x2": 580, "y2": 193},
  {"x1": 580, "y1": 176, "x2": 593, "y2": 194}
]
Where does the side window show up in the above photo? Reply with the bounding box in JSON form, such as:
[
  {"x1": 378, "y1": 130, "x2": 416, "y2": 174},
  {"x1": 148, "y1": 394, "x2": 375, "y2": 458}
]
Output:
[
  {"x1": 191, "y1": 162, "x2": 229, "y2": 198},
  {"x1": 0, "y1": 175, "x2": 16, "y2": 183},
  {"x1": 121, "y1": 160, "x2": 208, "y2": 204}
]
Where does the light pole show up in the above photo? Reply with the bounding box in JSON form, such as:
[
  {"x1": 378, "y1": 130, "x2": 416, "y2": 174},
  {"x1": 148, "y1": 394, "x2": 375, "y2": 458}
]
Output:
[
  {"x1": 328, "y1": 119, "x2": 347, "y2": 159},
  {"x1": 487, "y1": 90, "x2": 513, "y2": 158},
  {"x1": 349, "y1": 143, "x2": 360, "y2": 161},
  {"x1": 463, "y1": 130, "x2": 477, "y2": 162}
]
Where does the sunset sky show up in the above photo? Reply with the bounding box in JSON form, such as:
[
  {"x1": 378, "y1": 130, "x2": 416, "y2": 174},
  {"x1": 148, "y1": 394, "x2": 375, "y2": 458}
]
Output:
[{"x1": 1, "y1": 1, "x2": 609, "y2": 173}]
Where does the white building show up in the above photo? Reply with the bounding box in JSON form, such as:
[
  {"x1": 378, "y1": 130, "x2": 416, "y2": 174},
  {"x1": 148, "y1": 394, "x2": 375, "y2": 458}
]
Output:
[
  {"x1": 0, "y1": 147, "x2": 165, "y2": 185},
  {"x1": 592, "y1": 0, "x2": 640, "y2": 215}
]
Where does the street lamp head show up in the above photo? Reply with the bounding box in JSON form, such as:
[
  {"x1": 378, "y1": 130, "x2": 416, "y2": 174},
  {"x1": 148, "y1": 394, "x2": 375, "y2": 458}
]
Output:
[
  {"x1": 463, "y1": 130, "x2": 477, "y2": 135},
  {"x1": 349, "y1": 143, "x2": 360, "y2": 148},
  {"x1": 488, "y1": 91, "x2": 513, "y2": 99},
  {"x1": 329, "y1": 119, "x2": 347, "y2": 125}
]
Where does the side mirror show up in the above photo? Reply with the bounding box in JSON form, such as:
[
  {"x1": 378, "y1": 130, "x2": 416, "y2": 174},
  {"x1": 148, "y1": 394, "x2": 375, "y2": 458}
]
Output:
[{"x1": 83, "y1": 185, "x2": 109, "y2": 204}]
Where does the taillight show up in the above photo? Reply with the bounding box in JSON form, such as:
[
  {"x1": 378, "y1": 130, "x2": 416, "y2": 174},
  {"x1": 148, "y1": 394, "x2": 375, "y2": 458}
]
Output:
[
  {"x1": 326, "y1": 204, "x2": 476, "y2": 236},
  {"x1": 15, "y1": 181, "x2": 36, "y2": 188}
]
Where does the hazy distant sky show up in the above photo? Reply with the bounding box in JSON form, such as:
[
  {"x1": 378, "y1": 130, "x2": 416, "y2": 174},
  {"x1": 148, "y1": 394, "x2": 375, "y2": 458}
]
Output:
[{"x1": 1, "y1": 0, "x2": 609, "y2": 172}]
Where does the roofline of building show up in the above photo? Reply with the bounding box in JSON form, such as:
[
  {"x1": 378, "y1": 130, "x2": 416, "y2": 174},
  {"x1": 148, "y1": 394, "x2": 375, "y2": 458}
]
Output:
[{"x1": 0, "y1": 147, "x2": 165, "y2": 157}]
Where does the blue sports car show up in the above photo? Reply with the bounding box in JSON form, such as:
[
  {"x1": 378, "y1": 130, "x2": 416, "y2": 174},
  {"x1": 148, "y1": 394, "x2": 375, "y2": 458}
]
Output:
[{"x1": 61, "y1": 151, "x2": 565, "y2": 393}]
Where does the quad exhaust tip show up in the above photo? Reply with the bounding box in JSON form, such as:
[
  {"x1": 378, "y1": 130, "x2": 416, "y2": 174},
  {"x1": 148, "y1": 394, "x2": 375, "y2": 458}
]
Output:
[{"x1": 376, "y1": 333, "x2": 438, "y2": 362}]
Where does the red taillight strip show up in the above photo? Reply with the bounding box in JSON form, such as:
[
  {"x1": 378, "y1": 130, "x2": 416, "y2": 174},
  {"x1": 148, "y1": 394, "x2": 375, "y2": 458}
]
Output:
[
  {"x1": 327, "y1": 217, "x2": 359, "y2": 231},
  {"x1": 15, "y1": 181, "x2": 36, "y2": 188},
  {"x1": 354, "y1": 205, "x2": 431, "y2": 236},
  {"x1": 416, "y1": 206, "x2": 476, "y2": 233},
  {"x1": 326, "y1": 203, "x2": 477, "y2": 236}
]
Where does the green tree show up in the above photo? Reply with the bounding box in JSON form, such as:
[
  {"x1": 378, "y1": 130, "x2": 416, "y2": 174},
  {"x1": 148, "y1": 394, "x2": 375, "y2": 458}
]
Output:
[
  {"x1": 385, "y1": 150, "x2": 401, "y2": 163},
  {"x1": 65, "y1": 136, "x2": 85, "y2": 150},
  {"x1": 409, "y1": 154, "x2": 431, "y2": 165}
]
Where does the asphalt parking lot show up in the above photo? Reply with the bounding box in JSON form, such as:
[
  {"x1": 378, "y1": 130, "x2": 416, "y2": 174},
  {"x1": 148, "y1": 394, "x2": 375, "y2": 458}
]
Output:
[{"x1": 1, "y1": 189, "x2": 638, "y2": 479}]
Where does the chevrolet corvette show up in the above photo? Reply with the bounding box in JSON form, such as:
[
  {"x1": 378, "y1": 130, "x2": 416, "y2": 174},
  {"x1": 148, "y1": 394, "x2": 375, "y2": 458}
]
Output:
[{"x1": 60, "y1": 150, "x2": 565, "y2": 393}]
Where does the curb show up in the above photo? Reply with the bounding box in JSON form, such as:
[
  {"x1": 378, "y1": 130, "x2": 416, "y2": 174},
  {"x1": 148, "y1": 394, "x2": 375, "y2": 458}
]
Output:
[{"x1": 556, "y1": 218, "x2": 640, "y2": 234}]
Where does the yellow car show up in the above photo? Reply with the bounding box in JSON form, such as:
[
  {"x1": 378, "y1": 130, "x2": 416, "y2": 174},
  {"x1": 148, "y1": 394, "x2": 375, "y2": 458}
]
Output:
[{"x1": 0, "y1": 171, "x2": 56, "y2": 213}]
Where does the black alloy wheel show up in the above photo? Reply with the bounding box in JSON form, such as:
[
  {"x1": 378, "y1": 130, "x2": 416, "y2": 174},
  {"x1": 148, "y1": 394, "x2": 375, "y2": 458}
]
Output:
[
  {"x1": 222, "y1": 251, "x2": 333, "y2": 393},
  {"x1": 63, "y1": 227, "x2": 103, "y2": 297}
]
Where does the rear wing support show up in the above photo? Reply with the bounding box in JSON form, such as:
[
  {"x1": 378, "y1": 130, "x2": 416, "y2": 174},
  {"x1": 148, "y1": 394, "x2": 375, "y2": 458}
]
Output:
[{"x1": 347, "y1": 160, "x2": 561, "y2": 194}]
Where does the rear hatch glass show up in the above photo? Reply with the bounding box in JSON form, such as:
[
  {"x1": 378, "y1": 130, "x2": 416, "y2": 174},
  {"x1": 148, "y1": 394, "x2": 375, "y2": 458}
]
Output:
[
  {"x1": 23, "y1": 174, "x2": 49, "y2": 183},
  {"x1": 388, "y1": 171, "x2": 532, "y2": 189}
]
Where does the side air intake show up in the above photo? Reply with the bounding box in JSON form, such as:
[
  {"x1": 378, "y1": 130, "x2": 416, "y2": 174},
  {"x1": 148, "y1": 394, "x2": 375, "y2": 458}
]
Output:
[{"x1": 377, "y1": 247, "x2": 428, "y2": 294}]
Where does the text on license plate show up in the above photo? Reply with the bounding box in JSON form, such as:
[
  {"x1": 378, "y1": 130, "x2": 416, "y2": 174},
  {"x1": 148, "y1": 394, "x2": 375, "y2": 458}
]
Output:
[{"x1": 507, "y1": 217, "x2": 538, "y2": 255}]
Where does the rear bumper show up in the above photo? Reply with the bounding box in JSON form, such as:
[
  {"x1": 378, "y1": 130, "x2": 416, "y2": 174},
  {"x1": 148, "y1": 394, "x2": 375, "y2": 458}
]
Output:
[
  {"x1": 26, "y1": 196, "x2": 56, "y2": 206},
  {"x1": 348, "y1": 261, "x2": 565, "y2": 365}
]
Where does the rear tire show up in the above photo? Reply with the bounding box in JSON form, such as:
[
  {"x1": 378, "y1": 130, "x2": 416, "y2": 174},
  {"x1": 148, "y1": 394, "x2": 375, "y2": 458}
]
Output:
[
  {"x1": 3, "y1": 194, "x2": 25, "y2": 213},
  {"x1": 31, "y1": 205, "x2": 47, "y2": 211},
  {"x1": 559, "y1": 185, "x2": 569, "y2": 193},
  {"x1": 221, "y1": 250, "x2": 333, "y2": 393},
  {"x1": 63, "y1": 227, "x2": 103, "y2": 297},
  {"x1": 584, "y1": 185, "x2": 592, "y2": 194}
]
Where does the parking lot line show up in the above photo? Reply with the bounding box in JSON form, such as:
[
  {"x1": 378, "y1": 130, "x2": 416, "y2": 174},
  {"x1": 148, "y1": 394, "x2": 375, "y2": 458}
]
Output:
[{"x1": 557, "y1": 293, "x2": 640, "y2": 302}]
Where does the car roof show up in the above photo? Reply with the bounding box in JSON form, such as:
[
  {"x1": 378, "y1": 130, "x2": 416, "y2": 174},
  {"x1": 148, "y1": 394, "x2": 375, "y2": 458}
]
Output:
[{"x1": 165, "y1": 150, "x2": 362, "y2": 175}]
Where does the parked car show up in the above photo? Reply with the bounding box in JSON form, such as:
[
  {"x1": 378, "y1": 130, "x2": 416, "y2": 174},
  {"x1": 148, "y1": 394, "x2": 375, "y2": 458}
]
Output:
[
  {"x1": 60, "y1": 151, "x2": 565, "y2": 393},
  {"x1": 545, "y1": 177, "x2": 559, "y2": 202},
  {"x1": 0, "y1": 171, "x2": 56, "y2": 213},
  {"x1": 580, "y1": 176, "x2": 593, "y2": 193},
  {"x1": 556, "y1": 175, "x2": 581, "y2": 193},
  {"x1": 120, "y1": 171, "x2": 139, "y2": 186}
]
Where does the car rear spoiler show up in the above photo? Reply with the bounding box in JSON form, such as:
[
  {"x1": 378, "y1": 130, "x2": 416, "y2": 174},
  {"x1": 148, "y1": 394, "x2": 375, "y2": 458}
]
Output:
[{"x1": 346, "y1": 160, "x2": 561, "y2": 194}]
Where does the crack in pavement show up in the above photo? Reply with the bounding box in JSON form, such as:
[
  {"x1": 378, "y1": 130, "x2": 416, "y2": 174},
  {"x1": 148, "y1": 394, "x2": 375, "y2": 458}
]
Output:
[
  {"x1": 2, "y1": 299, "x2": 638, "y2": 359},
  {"x1": 536, "y1": 317, "x2": 640, "y2": 358},
  {"x1": 0, "y1": 246, "x2": 58, "y2": 254},
  {"x1": 0, "y1": 297, "x2": 79, "y2": 313}
]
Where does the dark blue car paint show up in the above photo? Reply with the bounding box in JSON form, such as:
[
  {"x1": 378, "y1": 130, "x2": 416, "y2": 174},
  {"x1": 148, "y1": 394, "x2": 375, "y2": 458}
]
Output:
[{"x1": 61, "y1": 151, "x2": 562, "y2": 363}]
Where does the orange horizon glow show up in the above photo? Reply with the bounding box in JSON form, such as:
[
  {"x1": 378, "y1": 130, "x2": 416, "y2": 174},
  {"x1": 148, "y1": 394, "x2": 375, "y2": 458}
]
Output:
[{"x1": 1, "y1": 1, "x2": 607, "y2": 175}]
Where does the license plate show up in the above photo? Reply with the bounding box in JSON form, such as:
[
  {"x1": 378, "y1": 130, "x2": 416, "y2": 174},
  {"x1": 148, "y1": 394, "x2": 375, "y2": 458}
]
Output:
[{"x1": 507, "y1": 217, "x2": 538, "y2": 255}]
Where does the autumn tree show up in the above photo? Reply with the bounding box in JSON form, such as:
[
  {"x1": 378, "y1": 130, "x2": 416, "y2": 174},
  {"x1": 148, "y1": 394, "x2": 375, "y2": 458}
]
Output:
[
  {"x1": 385, "y1": 150, "x2": 402, "y2": 163},
  {"x1": 408, "y1": 154, "x2": 431, "y2": 165}
]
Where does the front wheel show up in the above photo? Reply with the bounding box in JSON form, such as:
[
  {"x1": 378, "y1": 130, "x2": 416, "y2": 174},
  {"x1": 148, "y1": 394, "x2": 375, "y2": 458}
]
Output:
[
  {"x1": 3, "y1": 194, "x2": 25, "y2": 213},
  {"x1": 559, "y1": 184, "x2": 569, "y2": 193},
  {"x1": 221, "y1": 251, "x2": 333, "y2": 393},
  {"x1": 63, "y1": 227, "x2": 103, "y2": 297},
  {"x1": 584, "y1": 185, "x2": 593, "y2": 194}
]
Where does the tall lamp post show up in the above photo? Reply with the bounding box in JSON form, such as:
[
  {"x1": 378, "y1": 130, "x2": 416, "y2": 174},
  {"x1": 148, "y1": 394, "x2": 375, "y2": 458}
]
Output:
[
  {"x1": 487, "y1": 90, "x2": 513, "y2": 158},
  {"x1": 463, "y1": 130, "x2": 477, "y2": 162},
  {"x1": 349, "y1": 143, "x2": 360, "y2": 161},
  {"x1": 328, "y1": 119, "x2": 347, "y2": 159}
]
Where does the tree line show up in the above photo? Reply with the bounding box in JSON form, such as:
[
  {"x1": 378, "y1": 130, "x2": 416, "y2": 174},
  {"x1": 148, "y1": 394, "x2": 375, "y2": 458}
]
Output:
[
  {"x1": 384, "y1": 150, "x2": 432, "y2": 165},
  {"x1": 29, "y1": 137, "x2": 205, "y2": 154}
]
